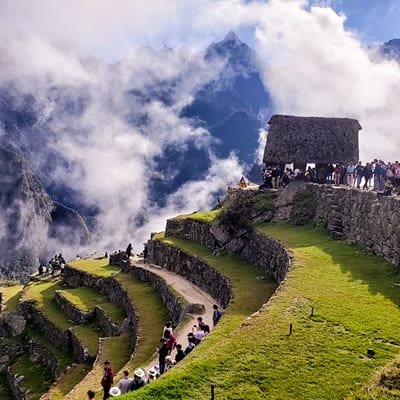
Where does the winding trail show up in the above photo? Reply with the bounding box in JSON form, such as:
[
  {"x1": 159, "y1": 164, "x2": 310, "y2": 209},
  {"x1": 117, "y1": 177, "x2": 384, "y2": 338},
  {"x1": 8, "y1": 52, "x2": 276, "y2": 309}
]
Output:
[
  {"x1": 44, "y1": 258, "x2": 219, "y2": 399},
  {"x1": 132, "y1": 260, "x2": 218, "y2": 369}
]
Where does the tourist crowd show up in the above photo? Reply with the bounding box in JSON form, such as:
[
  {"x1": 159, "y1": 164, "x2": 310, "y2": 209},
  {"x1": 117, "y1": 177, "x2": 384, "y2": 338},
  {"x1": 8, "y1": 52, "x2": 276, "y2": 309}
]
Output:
[
  {"x1": 261, "y1": 159, "x2": 399, "y2": 197},
  {"x1": 93, "y1": 305, "x2": 224, "y2": 399},
  {"x1": 38, "y1": 253, "x2": 66, "y2": 277}
]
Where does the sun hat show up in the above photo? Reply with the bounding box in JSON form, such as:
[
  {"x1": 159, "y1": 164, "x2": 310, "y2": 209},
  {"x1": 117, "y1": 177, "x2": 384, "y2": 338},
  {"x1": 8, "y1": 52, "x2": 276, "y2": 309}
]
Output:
[
  {"x1": 109, "y1": 386, "x2": 121, "y2": 396},
  {"x1": 148, "y1": 367, "x2": 157, "y2": 376},
  {"x1": 134, "y1": 368, "x2": 145, "y2": 378}
]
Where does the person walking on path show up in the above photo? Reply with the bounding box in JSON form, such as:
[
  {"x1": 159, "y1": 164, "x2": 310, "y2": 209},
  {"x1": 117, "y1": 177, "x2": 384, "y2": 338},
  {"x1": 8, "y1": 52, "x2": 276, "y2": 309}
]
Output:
[
  {"x1": 101, "y1": 360, "x2": 114, "y2": 400},
  {"x1": 212, "y1": 304, "x2": 223, "y2": 327},
  {"x1": 158, "y1": 338, "x2": 169, "y2": 374}
]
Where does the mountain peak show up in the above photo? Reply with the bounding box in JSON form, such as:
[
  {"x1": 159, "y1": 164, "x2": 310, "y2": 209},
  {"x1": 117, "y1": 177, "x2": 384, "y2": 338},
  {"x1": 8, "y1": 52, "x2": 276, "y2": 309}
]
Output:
[
  {"x1": 385, "y1": 38, "x2": 400, "y2": 47},
  {"x1": 222, "y1": 31, "x2": 242, "y2": 45}
]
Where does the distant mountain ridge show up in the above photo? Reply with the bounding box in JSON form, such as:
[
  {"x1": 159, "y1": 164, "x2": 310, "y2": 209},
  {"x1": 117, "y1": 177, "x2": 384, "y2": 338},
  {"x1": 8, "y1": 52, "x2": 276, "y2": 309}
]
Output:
[{"x1": 0, "y1": 33, "x2": 398, "y2": 280}]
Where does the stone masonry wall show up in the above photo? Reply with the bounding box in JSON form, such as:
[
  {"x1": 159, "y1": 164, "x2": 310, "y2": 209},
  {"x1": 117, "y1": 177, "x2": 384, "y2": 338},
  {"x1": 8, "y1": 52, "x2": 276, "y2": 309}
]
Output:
[
  {"x1": 62, "y1": 266, "x2": 138, "y2": 348},
  {"x1": 54, "y1": 291, "x2": 94, "y2": 324},
  {"x1": 131, "y1": 266, "x2": 204, "y2": 326},
  {"x1": 20, "y1": 301, "x2": 70, "y2": 351},
  {"x1": 6, "y1": 367, "x2": 27, "y2": 400},
  {"x1": 160, "y1": 218, "x2": 291, "y2": 284},
  {"x1": 146, "y1": 240, "x2": 232, "y2": 308},
  {"x1": 165, "y1": 218, "x2": 216, "y2": 248},
  {"x1": 24, "y1": 335, "x2": 64, "y2": 379},
  {"x1": 294, "y1": 184, "x2": 400, "y2": 266}
]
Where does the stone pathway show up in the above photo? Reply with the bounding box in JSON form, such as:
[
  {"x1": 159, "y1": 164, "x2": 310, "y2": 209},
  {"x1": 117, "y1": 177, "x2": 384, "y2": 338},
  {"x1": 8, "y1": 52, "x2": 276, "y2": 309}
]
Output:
[
  {"x1": 132, "y1": 260, "x2": 217, "y2": 370},
  {"x1": 43, "y1": 258, "x2": 219, "y2": 399}
]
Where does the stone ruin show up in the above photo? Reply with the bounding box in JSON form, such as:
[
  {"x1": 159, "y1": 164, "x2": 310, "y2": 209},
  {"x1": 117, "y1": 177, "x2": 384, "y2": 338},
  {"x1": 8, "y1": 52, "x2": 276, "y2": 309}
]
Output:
[{"x1": 263, "y1": 114, "x2": 362, "y2": 169}]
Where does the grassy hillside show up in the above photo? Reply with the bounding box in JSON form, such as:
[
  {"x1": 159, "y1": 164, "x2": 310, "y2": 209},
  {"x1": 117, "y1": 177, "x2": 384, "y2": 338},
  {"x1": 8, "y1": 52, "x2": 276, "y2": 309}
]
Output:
[{"x1": 120, "y1": 223, "x2": 400, "y2": 400}]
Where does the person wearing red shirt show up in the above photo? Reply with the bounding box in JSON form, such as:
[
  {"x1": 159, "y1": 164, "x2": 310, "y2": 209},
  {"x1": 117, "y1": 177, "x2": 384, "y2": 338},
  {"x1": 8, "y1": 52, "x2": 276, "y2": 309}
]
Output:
[{"x1": 101, "y1": 360, "x2": 114, "y2": 399}]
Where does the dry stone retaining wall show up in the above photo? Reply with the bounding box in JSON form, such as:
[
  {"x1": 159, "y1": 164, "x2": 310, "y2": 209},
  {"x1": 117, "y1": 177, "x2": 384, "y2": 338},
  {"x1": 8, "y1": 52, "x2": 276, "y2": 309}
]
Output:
[
  {"x1": 62, "y1": 266, "x2": 137, "y2": 348},
  {"x1": 159, "y1": 218, "x2": 291, "y2": 284},
  {"x1": 131, "y1": 265, "x2": 204, "y2": 326},
  {"x1": 146, "y1": 240, "x2": 232, "y2": 308},
  {"x1": 54, "y1": 291, "x2": 94, "y2": 324},
  {"x1": 292, "y1": 184, "x2": 400, "y2": 267},
  {"x1": 24, "y1": 335, "x2": 64, "y2": 379},
  {"x1": 20, "y1": 301, "x2": 70, "y2": 351}
]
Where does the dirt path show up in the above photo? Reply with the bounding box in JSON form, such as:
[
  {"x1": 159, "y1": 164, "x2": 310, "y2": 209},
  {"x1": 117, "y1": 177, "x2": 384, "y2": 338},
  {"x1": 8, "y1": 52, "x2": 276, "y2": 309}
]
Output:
[{"x1": 135, "y1": 261, "x2": 218, "y2": 369}]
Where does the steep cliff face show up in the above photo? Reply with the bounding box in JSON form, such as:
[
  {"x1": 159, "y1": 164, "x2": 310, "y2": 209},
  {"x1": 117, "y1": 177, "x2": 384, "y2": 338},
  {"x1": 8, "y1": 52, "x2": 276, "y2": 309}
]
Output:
[
  {"x1": 0, "y1": 146, "x2": 52, "y2": 281},
  {"x1": 0, "y1": 147, "x2": 91, "y2": 282}
]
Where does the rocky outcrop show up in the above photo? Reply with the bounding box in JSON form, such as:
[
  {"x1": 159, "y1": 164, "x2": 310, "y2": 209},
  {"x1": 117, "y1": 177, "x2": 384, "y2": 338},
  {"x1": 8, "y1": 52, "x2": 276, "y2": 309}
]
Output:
[
  {"x1": 24, "y1": 335, "x2": 64, "y2": 379},
  {"x1": 146, "y1": 240, "x2": 232, "y2": 308},
  {"x1": 6, "y1": 367, "x2": 28, "y2": 400},
  {"x1": 0, "y1": 146, "x2": 52, "y2": 282}
]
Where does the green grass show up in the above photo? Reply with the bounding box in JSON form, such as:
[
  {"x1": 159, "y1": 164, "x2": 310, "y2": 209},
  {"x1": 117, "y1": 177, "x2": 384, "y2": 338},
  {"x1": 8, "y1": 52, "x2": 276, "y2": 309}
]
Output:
[
  {"x1": 59, "y1": 287, "x2": 126, "y2": 324},
  {"x1": 68, "y1": 258, "x2": 120, "y2": 278},
  {"x1": 21, "y1": 280, "x2": 73, "y2": 330},
  {"x1": 0, "y1": 285, "x2": 24, "y2": 312},
  {"x1": 10, "y1": 353, "x2": 53, "y2": 400},
  {"x1": 120, "y1": 223, "x2": 400, "y2": 400},
  {"x1": 173, "y1": 209, "x2": 221, "y2": 223},
  {"x1": 120, "y1": 235, "x2": 277, "y2": 400},
  {"x1": 25, "y1": 325, "x2": 74, "y2": 369},
  {"x1": 0, "y1": 373, "x2": 14, "y2": 400},
  {"x1": 114, "y1": 272, "x2": 169, "y2": 371}
]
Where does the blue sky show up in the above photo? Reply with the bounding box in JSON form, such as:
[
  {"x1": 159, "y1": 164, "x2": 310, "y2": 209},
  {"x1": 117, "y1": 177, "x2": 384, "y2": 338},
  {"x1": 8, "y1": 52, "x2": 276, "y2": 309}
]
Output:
[{"x1": 318, "y1": 0, "x2": 400, "y2": 43}]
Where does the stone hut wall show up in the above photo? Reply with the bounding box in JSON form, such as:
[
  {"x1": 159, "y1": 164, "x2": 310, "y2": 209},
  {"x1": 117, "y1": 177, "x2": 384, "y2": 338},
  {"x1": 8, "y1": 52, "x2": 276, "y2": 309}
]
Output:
[
  {"x1": 263, "y1": 114, "x2": 361, "y2": 165},
  {"x1": 146, "y1": 240, "x2": 232, "y2": 308}
]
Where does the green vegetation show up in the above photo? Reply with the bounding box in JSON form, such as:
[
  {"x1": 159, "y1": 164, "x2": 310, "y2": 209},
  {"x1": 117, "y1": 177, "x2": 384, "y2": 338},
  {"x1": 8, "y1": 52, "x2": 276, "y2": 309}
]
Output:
[
  {"x1": 114, "y1": 272, "x2": 169, "y2": 371},
  {"x1": 68, "y1": 258, "x2": 120, "y2": 278},
  {"x1": 173, "y1": 209, "x2": 221, "y2": 223},
  {"x1": 217, "y1": 190, "x2": 278, "y2": 232},
  {"x1": 10, "y1": 353, "x2": 53, "y2": 400},
  {"x1": 0, "y1": 373, "x2": 13, "y2": 400},
  {"x1": 120, "y1": 223, "x2": 400, "y2": 400},
  {"x1": 120, "y1": 236, "x2": 277, "y2": 400},
  {"x1": 0, "y1": 284, "x2": 24, "y2": 312},
  {"x1": 22, "y1": 280, "x2": 72, "y2": 330},
  {"x1": 59, "y1": 287, "x2": 126, "y2": 324}
]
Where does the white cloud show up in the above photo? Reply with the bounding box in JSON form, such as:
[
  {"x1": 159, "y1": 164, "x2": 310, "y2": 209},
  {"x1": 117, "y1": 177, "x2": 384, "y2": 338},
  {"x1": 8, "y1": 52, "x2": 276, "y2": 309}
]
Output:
[
  {"x1": 3, "y1": 0, "x2": 400, "y2": 259},
  {"x1": 251, "y1": 1, "x2": 400, "y2": 161}
]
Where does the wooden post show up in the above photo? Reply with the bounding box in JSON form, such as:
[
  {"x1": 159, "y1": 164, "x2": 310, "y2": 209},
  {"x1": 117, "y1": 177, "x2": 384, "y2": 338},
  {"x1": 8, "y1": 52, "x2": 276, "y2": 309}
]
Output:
[
  {"x1": 310, "y1": 306, "x2": 314, "y2": 317},
  {"x1": 289, "y1": 323, "x2": 293, "y2": 336},
  {"x1": 211, "y1": 384, "x2": 215, "y2": 400}
]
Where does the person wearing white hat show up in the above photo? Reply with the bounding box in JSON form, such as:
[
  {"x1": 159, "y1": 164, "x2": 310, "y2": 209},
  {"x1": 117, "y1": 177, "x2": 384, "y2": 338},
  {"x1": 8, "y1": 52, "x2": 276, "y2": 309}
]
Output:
[
  {"x1": 147, "y1": 367, "x2": 158, "y2": 383},
  {"x1": 128, "y1": 368, "x2": 146, "y2": 391},
  {"x1": 109, "y1": 386, "x2": 121, "y2": 397}
]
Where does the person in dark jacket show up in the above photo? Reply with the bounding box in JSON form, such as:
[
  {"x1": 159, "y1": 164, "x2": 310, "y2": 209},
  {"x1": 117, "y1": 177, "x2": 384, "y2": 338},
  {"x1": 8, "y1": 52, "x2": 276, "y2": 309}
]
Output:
[
  {"x1": 158, "y1": 338, "x2": 169, "y2": 374},
  {"x1": 101, "y1": 360, "x2": 114, "y2": 399}
]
